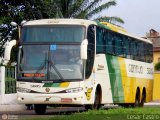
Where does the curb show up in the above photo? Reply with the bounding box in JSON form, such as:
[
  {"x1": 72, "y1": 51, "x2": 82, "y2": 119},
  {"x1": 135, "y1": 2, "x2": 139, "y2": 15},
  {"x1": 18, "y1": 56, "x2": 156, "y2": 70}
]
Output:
[{"x1": 0, "y1": 105, "x2": 26, "y2": 112}]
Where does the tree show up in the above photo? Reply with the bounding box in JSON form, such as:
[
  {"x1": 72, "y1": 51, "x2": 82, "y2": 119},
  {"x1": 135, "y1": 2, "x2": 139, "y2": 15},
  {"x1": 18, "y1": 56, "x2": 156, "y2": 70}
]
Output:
[
  {"x1": 0, "y1": 0, "x2": 124, "y2": 30},
  {"x1": 155, "y1": 62, "x2": 160, "y2": 71},
  {"x1": 0, "y1": 0, "x2": 124, "y2": 61},
  {"x1": 54, "y1": 0, "x2": 124, "y2": 23}
]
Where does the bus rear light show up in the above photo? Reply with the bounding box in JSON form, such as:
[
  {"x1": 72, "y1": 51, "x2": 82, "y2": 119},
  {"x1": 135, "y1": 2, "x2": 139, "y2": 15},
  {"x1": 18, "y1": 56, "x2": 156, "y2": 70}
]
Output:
[{"x1": 61, "y1": 98, "x2": 72, "y2": 103}]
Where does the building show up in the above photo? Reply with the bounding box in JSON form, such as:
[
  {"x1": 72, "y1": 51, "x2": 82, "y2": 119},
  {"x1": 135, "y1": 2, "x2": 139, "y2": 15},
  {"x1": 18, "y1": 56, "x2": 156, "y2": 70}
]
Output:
[
  {"x1": 146, "y1": 29, "x2": 160, "y2": 101},
  {"x1": 146, "y1": 29, "x2": 160, "y2": 64}
]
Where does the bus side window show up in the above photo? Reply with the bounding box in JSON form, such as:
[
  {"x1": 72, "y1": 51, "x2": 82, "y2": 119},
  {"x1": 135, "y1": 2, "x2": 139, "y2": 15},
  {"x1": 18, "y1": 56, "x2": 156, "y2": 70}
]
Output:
[
  {"x1": 143, "y1": 43, "x2": 147, "y2": 62},
  {"x1": 126, "y1": 37, "x2": 133, "y2": 59},
  {"x1": 151, "y1": 45, "x2": 153, "y2": 63},
  {"x1": 115, "y1": 33, "x2": 124, "y2": 57},
  {"x1": 146, "y1": 44, "x2": 153, "y2": 63},
  {"x1": 123, "y1": 37, "x2": 130, "y2": 58},
  {"x1": 86, "y1": 25, "x2": 95, "y2": 79},
  {"x1": 130, "y1": 39, "x2": 134, "y2": 59},
  {"x1": 121, "y1": 36, "x2": 125, "y2": 57},
  {"x1": 139, "y1": 42, "x2": 145, "y2": 62},
  {"x1": 105, "y1": 31, "x2": 113, "y2": 55},
  {"x1": 96, "y1": 27, "x2": 105, "y2": 53},
  {"x1": 135, "y1": 41, "x2": 139, "y2": 60},
  {"x1": 112, "y1": 33, "x2": 116, "y2": 55}
]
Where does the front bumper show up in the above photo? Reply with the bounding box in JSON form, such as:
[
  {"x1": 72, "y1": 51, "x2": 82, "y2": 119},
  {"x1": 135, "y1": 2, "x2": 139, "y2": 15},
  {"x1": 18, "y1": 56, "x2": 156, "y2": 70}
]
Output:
[{"x1": 17, "y1": 92, "x2": 85, "y2": 105}]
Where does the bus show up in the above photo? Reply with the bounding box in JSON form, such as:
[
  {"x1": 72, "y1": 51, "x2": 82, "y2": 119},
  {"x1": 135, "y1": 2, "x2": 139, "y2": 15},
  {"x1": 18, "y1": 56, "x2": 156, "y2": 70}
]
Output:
[{"x1": 5, "y1": 19, "x2": 153, "y2": 114}]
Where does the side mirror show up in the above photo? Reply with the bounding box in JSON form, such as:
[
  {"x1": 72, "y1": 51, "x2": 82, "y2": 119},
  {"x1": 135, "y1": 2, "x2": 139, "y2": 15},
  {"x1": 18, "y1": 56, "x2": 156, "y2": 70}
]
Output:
[
  {"x1": 21, "y1": 20, "x2": 27, "y2": 25},
  {"x1": 80, "y1": 39, "x2": 88, "y2": 60},
  {"x1": 10, "y1": 22, "x2": 17, "y2": 27},
  {"x1": 3, "y1": 40, "x2": 17, "y2": 65}
]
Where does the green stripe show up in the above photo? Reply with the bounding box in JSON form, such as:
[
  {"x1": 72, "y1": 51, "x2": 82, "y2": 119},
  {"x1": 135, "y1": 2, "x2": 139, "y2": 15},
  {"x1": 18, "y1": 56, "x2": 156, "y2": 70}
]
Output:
[
  {"x1": 106, "y1": 55, "x2": 124, "y2": 103},
  {"x1": 43, "y1": 83, "x2": 60, "y2": 87}
]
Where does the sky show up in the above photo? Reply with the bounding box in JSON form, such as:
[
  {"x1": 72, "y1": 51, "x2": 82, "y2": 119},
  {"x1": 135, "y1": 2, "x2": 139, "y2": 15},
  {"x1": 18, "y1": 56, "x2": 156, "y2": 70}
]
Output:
[{"x1": 101, "y1": 0, "x2": 160, "y2": 37}]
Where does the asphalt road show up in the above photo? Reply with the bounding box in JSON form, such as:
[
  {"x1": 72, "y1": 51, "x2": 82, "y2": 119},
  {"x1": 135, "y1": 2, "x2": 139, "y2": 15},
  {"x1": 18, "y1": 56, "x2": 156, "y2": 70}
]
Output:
[{"x1": 0, "y1": 107, "x2": 85, "y2": 120}]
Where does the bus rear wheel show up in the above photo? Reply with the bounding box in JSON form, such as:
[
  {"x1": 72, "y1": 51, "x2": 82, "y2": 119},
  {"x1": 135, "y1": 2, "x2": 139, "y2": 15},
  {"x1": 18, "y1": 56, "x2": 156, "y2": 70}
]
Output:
[
  {"x1": 134, "y1": 89, "x2": 140, "y2": 107},
  {"x1": 34, "y1": 104, "x2": 47, "y2": 115},
  {"x1": 140, "y1": 90, "x2": 146, "y2": 107}
]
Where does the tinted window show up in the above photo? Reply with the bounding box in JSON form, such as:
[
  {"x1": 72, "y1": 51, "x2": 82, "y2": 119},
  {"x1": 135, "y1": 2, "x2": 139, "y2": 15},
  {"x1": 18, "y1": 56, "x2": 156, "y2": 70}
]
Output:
[
  {"x1": 86, "y1": 25, "x2": 95, "y2": 78},
  {"x1": 22, "y1": 25, "x2": 85, "y2": 42},
  {"x1": 95, "y1": 26, "x2": 153, "y2": 63},
  {"x1": 96, "y1": 27, "x2": 105, "y2": 53}
]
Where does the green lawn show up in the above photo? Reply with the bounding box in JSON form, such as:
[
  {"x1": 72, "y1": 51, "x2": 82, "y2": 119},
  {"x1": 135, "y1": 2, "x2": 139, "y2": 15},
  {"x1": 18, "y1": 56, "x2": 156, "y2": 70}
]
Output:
[{"x1": 31, "y1": 106, "x2": 160, "y2": 120}]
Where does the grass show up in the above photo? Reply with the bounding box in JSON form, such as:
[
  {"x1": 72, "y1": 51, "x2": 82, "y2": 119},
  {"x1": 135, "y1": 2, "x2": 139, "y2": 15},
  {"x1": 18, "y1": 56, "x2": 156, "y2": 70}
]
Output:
[{"x1": 30, "y1": 106, "x2": 160, "y2": 120}]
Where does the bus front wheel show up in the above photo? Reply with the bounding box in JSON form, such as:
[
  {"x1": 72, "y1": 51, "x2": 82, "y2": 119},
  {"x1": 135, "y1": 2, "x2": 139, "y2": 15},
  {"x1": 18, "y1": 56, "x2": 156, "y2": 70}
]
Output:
[
  {"x1": 85, "y1": 89, "x2": 101, "y2": 110},
  {"x1": 34, "y1": 104, "x2": 47, "y2": 115}
]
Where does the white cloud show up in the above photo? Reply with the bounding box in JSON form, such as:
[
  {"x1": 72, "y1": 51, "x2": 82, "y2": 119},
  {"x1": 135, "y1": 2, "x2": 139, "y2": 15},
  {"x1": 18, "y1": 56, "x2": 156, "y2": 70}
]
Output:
[{"x1": 101, "y1": 0, "x2": 160, "y2": 37}]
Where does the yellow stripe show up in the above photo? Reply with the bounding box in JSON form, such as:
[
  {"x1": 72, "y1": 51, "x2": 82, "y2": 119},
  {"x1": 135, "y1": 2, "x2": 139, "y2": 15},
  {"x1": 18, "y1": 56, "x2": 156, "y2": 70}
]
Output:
[
  {"x1": 118, "y1": 57, "x2": 153, "y2": 103},
  {"x1": 100, "y1": 22, "x2": 127, "y2": 33},
  {"x1": 60, "y1": 82, "x2": 70, "y2": 87},
  {"x1": 118, "y1": 57, "x2": 130, "y2": 102},
  {"x1": 153, "y1": 73, "x2": 160, "y2": 101}
]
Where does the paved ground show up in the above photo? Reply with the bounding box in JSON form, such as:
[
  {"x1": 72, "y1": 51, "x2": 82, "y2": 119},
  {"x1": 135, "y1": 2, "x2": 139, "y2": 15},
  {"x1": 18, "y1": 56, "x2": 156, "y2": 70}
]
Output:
[
  {"x1": 0, "y1": 102, "x2": 160, "y2": 120},
  {"x1": 0, "y1": 107, "x2": 85, "y2": 120},
  {"x1": 1, "y1": 101, "x2": 160, "y2": 112},
  {"x1": 144, "y1": 101, "x2": 160, "y2": 106}
]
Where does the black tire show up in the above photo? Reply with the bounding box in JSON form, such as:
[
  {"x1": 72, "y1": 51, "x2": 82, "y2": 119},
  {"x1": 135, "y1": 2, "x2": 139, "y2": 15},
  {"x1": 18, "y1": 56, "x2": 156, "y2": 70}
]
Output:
[
  {"x1": 134, "y1": 90, "x2": 140, "y2": 107},
  {"x1": 119, "y1": 103, "x2": 131, "y2": 108},
  {"x1": 93, "y1": 90, "x2": 101, "y2": 109},
  {"x1": 85, "y1": 89, "x2": 101, "y2": 110},
  {"x1": 34, "y1": 104, "x2": 47, "y2": 115},
  {"x1": 140, "y1": 91, "x2": 146, "y2": 107},
  {"x1": 84, "y1": 105, "x2": 91, "y2": 110}
]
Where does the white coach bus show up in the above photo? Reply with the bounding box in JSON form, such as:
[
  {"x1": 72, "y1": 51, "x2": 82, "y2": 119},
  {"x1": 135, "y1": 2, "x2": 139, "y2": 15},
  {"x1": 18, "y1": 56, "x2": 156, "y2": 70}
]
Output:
[{"x1": 5, "y1": 19, "x2": 153, "y2": 114}]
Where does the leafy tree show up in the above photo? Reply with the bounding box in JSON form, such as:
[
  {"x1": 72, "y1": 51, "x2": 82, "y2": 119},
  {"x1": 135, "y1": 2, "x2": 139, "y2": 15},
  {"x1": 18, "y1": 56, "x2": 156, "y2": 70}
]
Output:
[
  {"x1": 54, "y1": 0, "x2": 124, "y2": 23},
  {"x1": 0, "y1": 0, "x2": 124, "y2": 63},
  {"x1": 155, "y1": 62, "x2": 160, "y2": 71},
  {"x1": 0, "y1": 0, "x2": 124, "y2": 31}
]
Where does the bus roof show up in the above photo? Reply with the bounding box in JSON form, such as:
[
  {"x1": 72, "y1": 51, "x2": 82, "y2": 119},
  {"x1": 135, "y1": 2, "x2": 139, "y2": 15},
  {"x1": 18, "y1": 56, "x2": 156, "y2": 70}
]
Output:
[
  {"x1": 122, "y1": 31, "x2": 152, "y2": 44},
  {"x1": 23, "y1": 19, "x2": 96, "y2": 26},
  {"x1": 23, "y1": 19, "x2": 152, "y2": 44},
  {"x1": 99, "y1": 22, "x2": 152, "y2": 44}
]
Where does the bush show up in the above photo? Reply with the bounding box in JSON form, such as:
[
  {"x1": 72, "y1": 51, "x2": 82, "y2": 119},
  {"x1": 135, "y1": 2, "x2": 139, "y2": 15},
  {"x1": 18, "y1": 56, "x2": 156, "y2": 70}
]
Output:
[{"x1": 155, "y1": 62, "x2": 160, "y2": 71}]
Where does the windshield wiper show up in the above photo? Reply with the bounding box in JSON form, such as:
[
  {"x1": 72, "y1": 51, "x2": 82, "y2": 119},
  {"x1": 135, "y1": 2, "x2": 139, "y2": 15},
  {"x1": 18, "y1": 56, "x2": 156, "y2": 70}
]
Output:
[
  {"x1": 48, "y1": 60, "x2": 65, "y2": 81},
  {"x1": 32, "y1": 51, "x2": 65, "y2": 82},
  {"x1": 48, "y1": 51, "x2": 65, "y2": 81},
  {"x1": 32, "y1": 53, "x2": 48, "y2": 81}
]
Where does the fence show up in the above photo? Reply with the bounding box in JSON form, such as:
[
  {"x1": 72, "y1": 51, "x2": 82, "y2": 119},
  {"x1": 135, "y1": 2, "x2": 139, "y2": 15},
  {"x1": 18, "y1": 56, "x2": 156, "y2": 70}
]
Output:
[
  {"x1": 0, "y1": 66, "x2": 25, "y2": 111},
  {"x1": 0, "y1": 66, "x2": 17, "y2": 105},
  {"x1": 0, "y1": 66, "x2": 16, "y2": 95},
  {"x1": 5, "y1": 67, "x2": 16, "y2": 94}
]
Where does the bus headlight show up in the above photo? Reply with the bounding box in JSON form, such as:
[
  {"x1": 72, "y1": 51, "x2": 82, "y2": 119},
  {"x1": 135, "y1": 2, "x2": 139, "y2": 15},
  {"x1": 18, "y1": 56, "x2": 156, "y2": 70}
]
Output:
[
  {"x1": 65, "y1": 87, "x2": 83, "y2": 93},
  {"x1": 17, "y1": 87, "x2": 31, "y2": 93}
]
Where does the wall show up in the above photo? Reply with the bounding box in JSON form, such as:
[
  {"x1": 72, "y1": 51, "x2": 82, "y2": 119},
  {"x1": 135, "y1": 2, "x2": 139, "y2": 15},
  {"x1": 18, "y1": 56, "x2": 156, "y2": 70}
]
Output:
[
  {"x1": 153, "y1": 52, "x2": 160, "y2": 64},
  {"x1": 0, "y1": 66, "x2": 17, "y2": 105},
  {"x1": 0, "y1": 67, "x2": 5, "y2": 96},
  {"x1": 0, "y1": 66, "x2": 26, "y2": 111},
  {"x1": 153, "y1": 72, "x2": 160, "y2": 101}
]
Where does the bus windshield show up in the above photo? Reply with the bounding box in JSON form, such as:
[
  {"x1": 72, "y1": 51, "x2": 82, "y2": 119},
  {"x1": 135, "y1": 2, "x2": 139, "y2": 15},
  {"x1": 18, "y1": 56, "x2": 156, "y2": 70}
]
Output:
[
  {"x1": 21, "y1": 25, "x2": 85, "y2": 43},
  {"x1": 18, "y1": 44, "x2": 83, "y2": 81}
]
